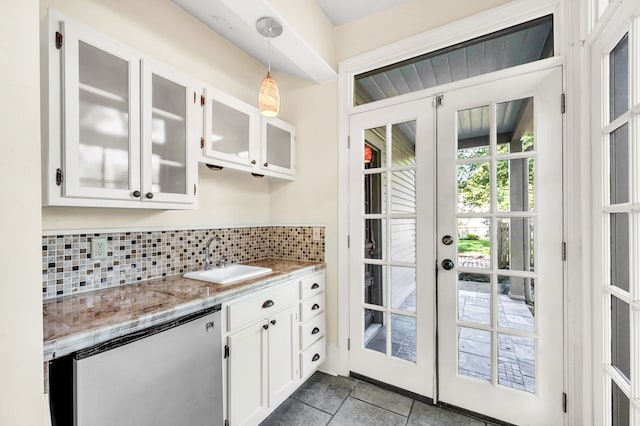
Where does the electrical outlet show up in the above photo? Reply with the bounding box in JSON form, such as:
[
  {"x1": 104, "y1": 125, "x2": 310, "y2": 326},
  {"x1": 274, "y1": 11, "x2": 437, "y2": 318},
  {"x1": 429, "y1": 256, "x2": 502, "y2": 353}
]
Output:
[
  {"x1": 91, "y1": 237, "x2": 108, "y2": 260},
  {"x1": 312, "y1": 227, "x2": 322, "y2": 241}
]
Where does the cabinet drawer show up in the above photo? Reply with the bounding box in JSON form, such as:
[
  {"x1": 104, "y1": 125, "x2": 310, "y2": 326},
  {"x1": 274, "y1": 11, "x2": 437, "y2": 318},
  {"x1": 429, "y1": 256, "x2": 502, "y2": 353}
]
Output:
[
  {"x1": 299, "y1": 272, "x2": 325, "y2": 299},
  {"x1": 300, "y1": 313, "x2": 325, "y2": 350},
  {"x1": 227, "y1": 281, "x2": 297, "y2": 332},
  {"x1": 301, "y1": 337, "x2": 326, "y2": 378},
  {"x1": 300, "y1": 293, "x2": 324, "y2": 322}
]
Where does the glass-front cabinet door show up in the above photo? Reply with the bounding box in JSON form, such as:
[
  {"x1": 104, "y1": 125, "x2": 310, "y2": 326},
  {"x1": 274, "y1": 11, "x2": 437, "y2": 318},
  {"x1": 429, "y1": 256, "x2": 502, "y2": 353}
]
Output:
[
  {"x1": 141, "y1": 60, "x2": 198, "y2": 205},
  {"x1": 60, "y1": 19, "x2": 141, "y2": 201},
  {"x1": 260, "y1": 117, "x2": 295, "y2": 177},
  {"x1": 202, "y1": 86, "x2": 260, "y2": 170}
]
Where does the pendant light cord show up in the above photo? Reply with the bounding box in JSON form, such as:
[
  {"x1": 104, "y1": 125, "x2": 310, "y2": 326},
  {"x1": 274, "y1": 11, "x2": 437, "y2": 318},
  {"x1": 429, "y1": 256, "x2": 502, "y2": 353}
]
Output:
[{"x1": 267, "y1": 29, "x2": 272, "y2": 74}]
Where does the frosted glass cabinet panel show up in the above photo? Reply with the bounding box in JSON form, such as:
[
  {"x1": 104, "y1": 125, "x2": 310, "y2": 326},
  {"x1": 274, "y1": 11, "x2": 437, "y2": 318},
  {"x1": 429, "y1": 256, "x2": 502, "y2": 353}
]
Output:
[
  {"x1": 42, "y1": 11, "x2": 198, "y2": 209},
  {"x1": 201, "y1": 87, "x2": 260, "y2": 169},
  {"x1": 260, "y1": 117, "x2": 295, "y2": 177},
  {"x1": 142, "y1": 60, "x2": 197, "y2": 204},
  {"x1": 60, "y1": 19, "x2": 141, "y2": 201}
]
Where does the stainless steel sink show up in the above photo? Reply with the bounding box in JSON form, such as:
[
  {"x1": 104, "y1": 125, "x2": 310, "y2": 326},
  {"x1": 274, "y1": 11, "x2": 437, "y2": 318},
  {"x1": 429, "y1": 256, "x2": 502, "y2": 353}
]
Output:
[{"x1": 183, "y1": 264, "x2": 272, "y2": 285}]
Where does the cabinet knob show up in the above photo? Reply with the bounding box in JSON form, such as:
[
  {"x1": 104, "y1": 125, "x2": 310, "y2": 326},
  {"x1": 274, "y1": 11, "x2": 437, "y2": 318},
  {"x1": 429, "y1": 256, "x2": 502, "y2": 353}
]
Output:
[
  {"x1": 441, "y1": 259, "x2": 454, "y2": 270},
  {"x1": 263, "y1": 324, "x2": 269, "y2": 330},
  {"x1": 251, "y1": 160, "x2": 257, "y2": 165},
  {"x1": 312, "y1": 354, "x2": 320, "y2": 362},
  {"x1": 311, "y1": 303, "x2": 320, "y2": 311},
  {"x1": 311, "y1": 283, "x2": 320, "y2": 289},
  {"x1": 311, "y1": 327, "x2": 320, "y2": 335},
  {"x1": 262, "y1": 300, "x2": 274, "y2": 309},
  {"x1": 270, "y1": 319, "x2": 277, "y2": 326},
  {"x1": 132, "y1": 190, "x2": 141, "y2": 198},
  {"x1": 263, "y1": 162, "x2": 269, "y2": 167},
  {"x1": 145, "y1": 192, "x2": 154, "y2": 199}
]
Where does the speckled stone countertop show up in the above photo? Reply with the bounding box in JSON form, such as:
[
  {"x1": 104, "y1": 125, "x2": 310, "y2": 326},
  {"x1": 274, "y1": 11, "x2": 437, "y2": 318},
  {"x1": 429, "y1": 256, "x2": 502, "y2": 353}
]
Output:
[{"x1": 43, "y1": 258, "x2": 325, "y2": 361}]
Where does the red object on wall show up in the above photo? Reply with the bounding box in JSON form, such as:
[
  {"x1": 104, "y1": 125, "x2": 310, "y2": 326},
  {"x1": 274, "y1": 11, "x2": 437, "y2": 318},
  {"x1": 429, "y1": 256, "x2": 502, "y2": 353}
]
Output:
[{"x1": 364, "y1": 145, "x2": 372, "y2": 163}]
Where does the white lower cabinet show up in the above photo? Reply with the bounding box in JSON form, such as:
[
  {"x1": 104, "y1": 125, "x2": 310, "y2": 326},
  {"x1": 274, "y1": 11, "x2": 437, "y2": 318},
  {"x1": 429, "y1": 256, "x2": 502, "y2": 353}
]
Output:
[{"x1": 224, "y1": 271, "x2": 326, "y2": 426}]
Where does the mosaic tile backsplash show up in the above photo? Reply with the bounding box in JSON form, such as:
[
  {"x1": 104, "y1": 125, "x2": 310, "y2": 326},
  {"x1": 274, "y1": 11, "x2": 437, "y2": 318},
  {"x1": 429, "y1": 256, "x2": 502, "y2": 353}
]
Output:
[{"x1": 42, "y1": 226, "x2": 325, "y2": 299}]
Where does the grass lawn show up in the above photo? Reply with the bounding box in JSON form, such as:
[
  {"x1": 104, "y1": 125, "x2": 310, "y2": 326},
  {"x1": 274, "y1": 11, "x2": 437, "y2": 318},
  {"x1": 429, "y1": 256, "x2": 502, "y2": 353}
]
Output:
[{"x1": 458, "y1": 238, "x2": 490, "y2": 256}]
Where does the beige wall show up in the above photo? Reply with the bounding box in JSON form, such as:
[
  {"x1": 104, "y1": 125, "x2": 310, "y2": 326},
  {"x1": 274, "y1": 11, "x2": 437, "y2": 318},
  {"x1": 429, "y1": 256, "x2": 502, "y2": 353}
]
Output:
[
  {"x1": 0, "y1": 0, "x2": 46, "y2": 424},
  {"x1": 40, "y1": 0, "x2": 273, "y2": 231}
]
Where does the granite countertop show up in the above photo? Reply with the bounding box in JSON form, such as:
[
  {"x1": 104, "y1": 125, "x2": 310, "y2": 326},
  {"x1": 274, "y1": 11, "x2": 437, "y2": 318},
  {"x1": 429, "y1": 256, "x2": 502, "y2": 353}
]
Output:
[{"x1": 43, "y1": 258, "x2": 325, "y2": 361}]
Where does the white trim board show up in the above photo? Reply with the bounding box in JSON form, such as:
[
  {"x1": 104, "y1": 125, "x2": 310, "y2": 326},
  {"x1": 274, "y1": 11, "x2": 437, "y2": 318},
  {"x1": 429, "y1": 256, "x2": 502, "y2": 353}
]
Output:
[{"x1": 42, "y1": 223, "x2": 327, "y2": 236}]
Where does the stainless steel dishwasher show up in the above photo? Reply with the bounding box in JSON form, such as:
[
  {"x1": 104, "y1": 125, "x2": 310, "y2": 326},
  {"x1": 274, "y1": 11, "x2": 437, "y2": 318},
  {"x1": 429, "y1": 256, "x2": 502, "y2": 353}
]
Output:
[{"x1": 49, "y1": 305, "x2": 223, "y2": 426}]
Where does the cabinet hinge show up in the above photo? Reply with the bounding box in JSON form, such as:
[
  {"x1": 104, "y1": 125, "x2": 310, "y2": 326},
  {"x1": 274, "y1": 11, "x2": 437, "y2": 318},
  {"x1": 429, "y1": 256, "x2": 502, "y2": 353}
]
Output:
[
  {"x1": 224, "y1": 420, "x2": 229, "y2": 426},
  {"x1": 347, "y1": 235, "x2": 350, "y2": 248},
  {"x1": 200, "y1": 95, "x2": 206, "y2": 107},
  {"x1": 562, "y1": 242, "x2": 567, "y2": 261},
  {"x1": 194, "y1": 183, "x2": 197, "y2": 196},
  {"x1": 435, "y1": 94, "x2": 444, "y2": 108},
  {"x1": 347, "y1": 338, "x2": 351, "y2": 351},
  {"x1": 55, "y1": 168, "x2": 63, "y2": 186},
  {"x1": 55, "y1": 31, "x2": 63, "y2": 49},
  {"x1": 561, "y1": 93, "x2": 566, "y2": 114},
  {"x1": 347, "y1": 136, "x2": 350, "y2": 149},
  {"x1": 562, "y1": 392, "x2": 567, "y2": 413},
  {"x1": 200, "y1": 137, "x2": 205, "y2": 149},
  {"x1": 224, "y1": 344, "x2": 229, "y2": 359}
]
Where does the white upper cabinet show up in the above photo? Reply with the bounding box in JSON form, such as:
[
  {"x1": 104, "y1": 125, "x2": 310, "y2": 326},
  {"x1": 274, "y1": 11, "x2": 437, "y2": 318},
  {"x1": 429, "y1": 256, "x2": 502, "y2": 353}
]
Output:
[
  {"x1": 42, "y1": 11, "x2": 200, "y2": 209},
  {"x1": 200, "y1": 87, "x2": 295, "y2": 181},
  {"x1": 201, "y1": 87, "x2": 260, "y2": 170},
  {"x1": 260, "y1": 117, "x2": 295, "y2": 178}
]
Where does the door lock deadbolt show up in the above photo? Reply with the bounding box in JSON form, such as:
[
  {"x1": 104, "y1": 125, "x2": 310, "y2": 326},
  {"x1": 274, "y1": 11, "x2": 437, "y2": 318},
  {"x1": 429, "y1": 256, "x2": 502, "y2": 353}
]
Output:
[
  {"x1": 442, "y1": 235, "x2": 454, "y2": 245},
  {"x1": 441, "y1": 259, "x2": 455, "y2": 270}
]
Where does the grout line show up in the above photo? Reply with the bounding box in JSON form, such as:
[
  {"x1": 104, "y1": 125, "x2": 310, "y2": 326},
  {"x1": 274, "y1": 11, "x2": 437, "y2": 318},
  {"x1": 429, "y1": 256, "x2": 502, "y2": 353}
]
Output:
[
  {"x1": 290, "y1": 395, "x2": 336, "y2": 417},
  {"x1": 405, "y1": 399, "x2": 415, "y2": 426}
]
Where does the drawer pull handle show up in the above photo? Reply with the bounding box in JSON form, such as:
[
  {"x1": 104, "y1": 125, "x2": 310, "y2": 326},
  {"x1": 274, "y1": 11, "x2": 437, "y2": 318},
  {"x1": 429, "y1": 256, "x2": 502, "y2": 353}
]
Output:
[
  {"x1": 270, "y1": 320, "x2": 277, "y2": 326},
  {"x1": 312, "y1": 354, "x2": 320, "y2": 362},
  {"x1": 311, "y1": 283, "x2": 320, "y2": 289},
  {"x1": 262, "y1": 300, "x2": 274, "y2": 308},
  {"x1": 311, "y1": 303, "x2": 320, "y2": 311},
  {"x1": 311, "y1": 327, "x2": 320, "y2": 335},
  {"x1": 263, "y1": 324, "x2": 269, "y2": 330}
]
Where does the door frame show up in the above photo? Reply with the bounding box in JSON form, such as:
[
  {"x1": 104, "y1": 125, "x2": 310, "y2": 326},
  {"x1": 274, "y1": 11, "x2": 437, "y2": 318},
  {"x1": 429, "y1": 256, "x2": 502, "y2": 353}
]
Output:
[{"x1": 337, "y1": 0, "x2": 572, "y2": 417}]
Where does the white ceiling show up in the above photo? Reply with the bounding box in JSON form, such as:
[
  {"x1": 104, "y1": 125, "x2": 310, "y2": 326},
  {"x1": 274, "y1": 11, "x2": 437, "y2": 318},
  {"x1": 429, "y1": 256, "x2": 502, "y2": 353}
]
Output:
[
  {"x1": 171, "y1": 0, "x2": 414, "y2": 83},
  {"x1": 315, "y1": 0, "x2": 413, "y2": 26}
]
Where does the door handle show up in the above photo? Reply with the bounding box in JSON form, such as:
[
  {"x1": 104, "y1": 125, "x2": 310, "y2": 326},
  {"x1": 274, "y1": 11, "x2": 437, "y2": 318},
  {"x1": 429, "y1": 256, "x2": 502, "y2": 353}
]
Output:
[{"x1": 441, "y1": 259, "x2": 455, "y2": 270}]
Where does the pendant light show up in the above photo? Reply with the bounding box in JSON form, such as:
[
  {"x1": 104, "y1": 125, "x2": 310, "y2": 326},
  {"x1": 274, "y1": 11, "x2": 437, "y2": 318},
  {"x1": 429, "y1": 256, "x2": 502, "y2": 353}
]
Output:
[{"x1": 256, "y1": 17, "x2": 282, "y2": 117}]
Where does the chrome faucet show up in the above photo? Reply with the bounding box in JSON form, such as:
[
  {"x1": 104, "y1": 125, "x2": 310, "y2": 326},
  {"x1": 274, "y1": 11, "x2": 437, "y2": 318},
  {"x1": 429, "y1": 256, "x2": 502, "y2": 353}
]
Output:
[{"x1": 204, "y1": 236, "x2": 222, "y2": 270}]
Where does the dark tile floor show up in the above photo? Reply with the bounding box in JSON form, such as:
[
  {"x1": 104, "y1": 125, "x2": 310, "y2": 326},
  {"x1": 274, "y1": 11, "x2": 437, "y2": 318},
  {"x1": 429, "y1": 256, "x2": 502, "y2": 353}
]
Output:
[{"x1": 260, "y1": 372, "x2": 498, "y2": 426}]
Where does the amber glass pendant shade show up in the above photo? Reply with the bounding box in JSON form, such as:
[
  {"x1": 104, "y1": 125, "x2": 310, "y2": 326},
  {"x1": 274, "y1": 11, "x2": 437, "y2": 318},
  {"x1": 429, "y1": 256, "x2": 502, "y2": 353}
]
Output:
[{"x1": 259, "y1": 71, "x2": 279, "y2": 117}]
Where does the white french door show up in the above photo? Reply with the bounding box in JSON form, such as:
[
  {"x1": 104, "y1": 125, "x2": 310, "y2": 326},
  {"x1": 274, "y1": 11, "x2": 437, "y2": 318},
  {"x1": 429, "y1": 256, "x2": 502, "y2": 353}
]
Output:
[
  {"x1": 436, "y1": 67, "x2": 564, "y2": 424},
  {"x1": 348, "y1": 98, "x2": 436, "y2": 397}
]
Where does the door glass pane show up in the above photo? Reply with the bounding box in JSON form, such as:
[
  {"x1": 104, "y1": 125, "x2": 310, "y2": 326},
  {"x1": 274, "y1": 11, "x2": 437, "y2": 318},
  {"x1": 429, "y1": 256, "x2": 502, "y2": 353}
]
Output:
[
  {"x1": 151, "y1": 74, "x2": 186, "y2": 194},
  {"x1": 210, "y1": 100, "x2": 249, "y2": 158},
  {"x1": 458, "y1": 273, "x2": 490, "y2": 325},
  {"x1": 498, "y1": 333, "x2": 535, "y2": 393},
  {"x1": 364, "y1": 172, "x2": 386, "y2": 214},
  {"x1": 364, "y1": 264, "x2": 386, "y2": 307},
  {"x1": 391, "y1": 314, "x2": 416, "y2": 362},
  {"x1": 458, "y1": 162, "x2": 490, "y2": 212},
  {"x1": 364, "y1": 127, "x2": 386, "y2": 168},
  {"x1": 391, "y1": 121, "x2": 416, "y2": 166},
  {"x1": 612, "y1": 380, "x2": 630, "y2": 426},
  {"x1": 391, "y1": 170, "x2": 416, "y2": 213},
  {"x1": 266, "y1": 123, "x2": 291, "y2": 168},
  {"x1": 611, "y1": 296, "x2": 630, "y2": 381},
  {"x1": 364, "y1": 309, "x2": 386, "y2": 354},
  {"x1": 497, "y1": 218, "x2": 535, "y2": 271},
  {"x1": 610, "y1": 124, "x2": 629, "y2": 205},
  {"x1": 458, "y1": 218, "x2": 491, "y2": 269},
  {"x1": 610, "y1": 213, "x2": 629, "y2": 291},
  {"x1": 496, "y1": 97, "x2": 534, "y2": 154},
  {"x1": 391, "y1": 266, "x2": 416, "y2": 312},
  {"x1": 457, "y1": 105, "x2": 490, "y2": 159},
  {"x1": 610, "y1": 34, "x2": 628, "y2": 121},
  {"x1": 391, "y1": 218, "x2": 416, "y2": 262},
  {"x1": 497, "y1": 275, "x2": 535, "y2": 332},
  {"x1": 458, "y1": 326, "x2": 491, "y2": 383},
  {"x1": 497, "y1": 158, "x2": 535, "y2": 211},
  {"x1": 364, "y1": 219, "x2": 385, "y2": 260},
  {"x1": 78, "y1": 41, "x2": 130, "y2": 189}
]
